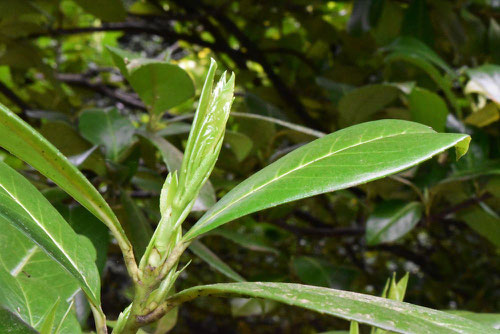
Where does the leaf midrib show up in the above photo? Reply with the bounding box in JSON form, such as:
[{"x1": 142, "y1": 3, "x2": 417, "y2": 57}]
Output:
[
  {"x1": 0, "y1": 178, "x2": 95, "y2": 301},
  {"x1": 189, "y1": 127, "x2": 420, "y2": 238}
]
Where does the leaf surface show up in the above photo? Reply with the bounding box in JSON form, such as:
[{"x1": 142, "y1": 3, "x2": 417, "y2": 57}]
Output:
[
  {"x1": 0, "y1": 103, "x2": 129, "y2": 257},
  {"x1": 185, "y1": 120, "x2": 470, "y2": 240},
  {"x1": 0, "y1": 161, "x2": 100, "y2": 306},
  {"x1": 365, "y1": 201, "x2": 422, "y2": 246},
  {"x1": 172, "y1": 282, "x2": 495, "y2": 334}
]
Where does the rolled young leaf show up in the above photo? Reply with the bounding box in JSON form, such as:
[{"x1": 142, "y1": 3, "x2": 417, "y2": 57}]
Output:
[
  {"x1": 184, "y1": 120, "x2": 470, "y2": 240},
  {"x1": 0, "y1": 161, "x2": 101, "y2": 306},
  {"x1": 169, "y1": 282, "x2": 495, "y2": 334}
]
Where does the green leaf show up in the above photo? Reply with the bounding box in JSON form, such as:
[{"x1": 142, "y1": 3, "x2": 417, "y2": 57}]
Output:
[
  {"x1": 189, "y1": 240, "x2": 245, "y2": 282},
  {"x1": 78, "y1": 108, "x2": 135, "y2": 161},
  {"x1": 0, "y1": 220, "x2": 81, "y2": 333},
  {"x1": 118, "y1": 192, "x2": 153, "y2": 259},
  {"x1": 466, "y1": 64, "x2": 500, "y2": 104},
  {"x1": 61, "y1": 206, "x2": 111, "y2": 274},
  {"x1": 171, "y1": 282, "x2": 495, "y2": 334},
  {"x1": 210, "y1": 229, "x2": 279, "y2": 254},
  {"x1": 408, "y1": 87, "x2": 448, "y2": 132},
  {"x1": 384, "y1": 37, "x2": 453, "y2": 75},
  {"x1": 73, "y1": 0, "x2": 126, "y2": 21},
  {"x1": 0, "y1": 161, "x2": 101, "y2": 306},
  {"x1": 447, "y1": 311, "x2": 500, "y2": 330},
  {"x1": 365, "y1": 201, "x2": 422, "y2": 246},
  {"x1": 184, "y1": 120, "x2": 470, "y2": 240},
  {"x1": 401, "y1": 0, "x2": 434, "y2": 46},
  {"x1": 230, "y1": 298, "x2": 277, "y2": 317},
  {"x1": 129, "y1": 62, "x2": 195, "y2": 114},
  {"x1": 140, "y1": 132, "x2": 216, "y2": 211},
  {"x1": 0, "y1": 102, "x2": 130, "y2": 263},
  {"x1": 39, "y1": 299, "x2": 59, "y2": 334},
  {"x1": 0, "y1": 265, "x2": 81, "y2": 334},
  {"x1": 224, "y1": 131, "x2": 253, "y2": 162},
  {"x1": 292, "y1": 256, "x2": 357, "y2": 289},
  {"x1": 459, "y1": 207, "x2": 500, "y2": 248},
  {"x1": 349, "y1": 321, "x2": 359, "y2": 334},
  {"x1": 0, "y1": 307, "x2": 37, "y2": 334},
  {"x1": 106, "y1": 46, "x2": 140, "y2": 79},
  {"x1": 338, "y1": 84, "x2": 400, "y2": 127}
]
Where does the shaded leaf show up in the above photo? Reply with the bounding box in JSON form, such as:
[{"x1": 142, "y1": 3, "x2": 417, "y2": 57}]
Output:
[
  {"x1": 74, "y1": 0, "x2": 126, "y2": 21},
  {"x1": 466, "y1": 65, "x2": 500, "y2": 104},
  {"x1": 189, "y1": 240, "x2": 245, "y2": 282},
  {"x1": 78, "y1": 108, "x2": 135, "y2": 161},
  {"x1": 366, "y1": 201, "x2": 422, "y2": 246},
  {"x1": 465, "y1": 103, "x2": 500, "y2": 127},
  {"x1": 408, "y1": 87, "x2": 448, "y2": 132}
]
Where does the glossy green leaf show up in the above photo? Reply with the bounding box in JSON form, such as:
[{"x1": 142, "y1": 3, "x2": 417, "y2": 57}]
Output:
[
  {"x1": 0, "y1": 161, "x2": 100, "y2": 306},
  {"x1": 189, "y1": 240, "x2": 245, "y2": 282},
  {"x1": 78, "y1": 108, "x2": 135, "y2": 161},
  {"x1": 0, "y1": 307, "x2": 37, "y2": 334},
  {"x1": 129, "y1": 62, "x2": 195, "y2": 114},
  {"x1": 366, "y1": 201, "x2": 422, "y2": 246},
  {"x1": 466, "y1": 64, "x2": 500, "y2": 104},
  {"x1": 338, "y1": 84, "x2": 399, "y2": 127},
  {"x1": 171, "y1": 282, "x2": 495, "y2": 333},
  {"x1": 408, "y1": 87, "x2": 448, "y2": 132},
  {"x1": 0, "y1": 220, "x2": 81, "y2": 333},
  {"x1": 74, "y1": 0, "x2": 126, "y2": 21},
  {"x1": 140, "y1": 132, "x2": 216, "y2": 211},
  {"x1": 184, "y1": 120, "x2": 470, "y2": 240},
  {"x1": 0, "y1": 102, "x2": 130, "y2": 261}
]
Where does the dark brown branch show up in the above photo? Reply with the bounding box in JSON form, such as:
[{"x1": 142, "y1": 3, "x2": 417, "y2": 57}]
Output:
[
  {"x1": 429, "y1": 192, "x2": 492, "y2": 222},
  {"x1": 55, "y1": 73, "x2": 147, "y2": 111},
  {"x1": 0, "y1": 81, "x2": 30, "y2": 111},
  {"x1": 271, "y1": 220, "x2": 365, "y2": 237}
]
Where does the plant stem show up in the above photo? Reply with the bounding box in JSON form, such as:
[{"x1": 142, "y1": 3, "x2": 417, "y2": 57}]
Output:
[{"x1": 90, "y1": 303, "x2": 108, "y2": 334}]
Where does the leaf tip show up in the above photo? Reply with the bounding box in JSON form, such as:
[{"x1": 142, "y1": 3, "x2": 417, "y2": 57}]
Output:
[{"x1": 455, "y1": 135, "x2": 471, "y2": 161}]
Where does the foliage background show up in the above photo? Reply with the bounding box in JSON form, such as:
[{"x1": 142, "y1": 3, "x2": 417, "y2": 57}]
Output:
[{"x1": 0, "y1": 0, "x2": 499, "y2": 332}]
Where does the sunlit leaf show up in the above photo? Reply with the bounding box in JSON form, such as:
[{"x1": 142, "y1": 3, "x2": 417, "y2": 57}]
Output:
[{"x1": 185, "y1": 120, "x2": 470, "y2": 240}]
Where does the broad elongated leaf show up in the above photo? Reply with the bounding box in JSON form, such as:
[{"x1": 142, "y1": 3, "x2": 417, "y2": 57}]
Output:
[
  {"x1": 0, "y1": 103, "x2": 130, "y2": 258},
  {"x1": 0, "y1": 161, "x2": 100, "y2": 306},
  {"x1": 0, "y1": 219, "x2": 81, "y2": 333},
  {"x1": 365, "y1": 201, "x2": 422, "y2": 246},
  {"x1": 171, "y1": 282, "x2": 495, "y2": 334},
  {"x1": 184, "y1": 120, "x2": 470, "y2": 240}
]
